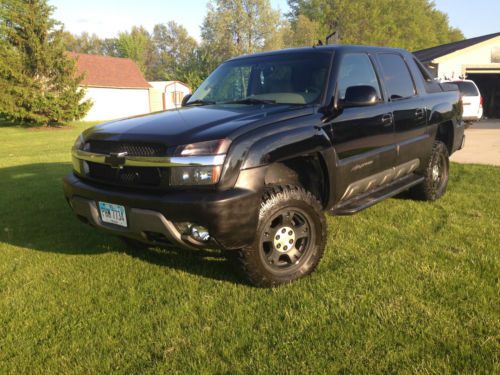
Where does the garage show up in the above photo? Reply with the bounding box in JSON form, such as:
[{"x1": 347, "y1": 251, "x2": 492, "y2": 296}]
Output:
[
  {"x1": 415, "y1": 32, "x2": 500, "y2": 118},
  {"x1": 466, "y1": 72, "x2": 500, "y2": 118}
]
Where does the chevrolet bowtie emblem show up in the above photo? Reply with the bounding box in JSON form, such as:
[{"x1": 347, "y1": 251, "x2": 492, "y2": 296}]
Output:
[{"x1": 105, "y1": 152, "x2": 128, "y2": 169}]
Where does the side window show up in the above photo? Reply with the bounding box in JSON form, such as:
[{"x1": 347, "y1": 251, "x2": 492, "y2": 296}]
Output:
[
  {"x1": 413, "y1": 58, "x2": 434, "y2": 82},
  {"x1": 337, "y1": 53, "x2": 382, "y2": 100},
  {"x1": 378, "y1": 54, "x2": 415, "y2": 100}
]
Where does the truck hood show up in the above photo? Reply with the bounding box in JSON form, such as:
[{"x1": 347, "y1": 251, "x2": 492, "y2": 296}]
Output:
[{"x1": 83, "y1": 104, "x2": 314, "y2": 147}]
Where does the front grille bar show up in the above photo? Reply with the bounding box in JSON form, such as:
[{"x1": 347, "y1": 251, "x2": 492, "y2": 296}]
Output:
[{"x1": 72, "y1": 148, "x2": 226, "y2": 167}]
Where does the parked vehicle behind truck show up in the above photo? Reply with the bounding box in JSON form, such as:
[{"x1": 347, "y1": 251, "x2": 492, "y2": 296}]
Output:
[
  {"x1": 64, "y1": 45, "x2": 464, "y2": 287},
  {"x1": 445, "y1": 79, "x2": 483, "y2": 124}
]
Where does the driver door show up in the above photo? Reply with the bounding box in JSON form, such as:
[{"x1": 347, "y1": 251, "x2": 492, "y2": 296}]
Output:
[{"x1": 325, "y1": 52, "x2": 396, "y2": 203}]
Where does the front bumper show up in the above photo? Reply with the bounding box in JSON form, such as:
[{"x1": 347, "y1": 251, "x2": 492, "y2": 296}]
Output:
[{"x1": 63, "y1": 172, "x2": 262, "y2": 250}]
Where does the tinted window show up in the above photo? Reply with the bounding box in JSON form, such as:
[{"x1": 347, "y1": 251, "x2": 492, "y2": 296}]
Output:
[
  {"x1": 413, "y1": 58, "x2": 434, "y2": 82},
  {"x1": 453, "y1": 81, "x2": 479, "y2": 96},
  {"x1": 337, "y1": 54, "x2": 381, "y2": 100},
  {"x1": 378, "y1": 54, "x2": 415, "y2": 100}
]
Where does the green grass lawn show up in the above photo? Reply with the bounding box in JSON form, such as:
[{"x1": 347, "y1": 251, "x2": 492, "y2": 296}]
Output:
[{"x1": 0, "y1": 123, "x2": 499, "y2": 373}]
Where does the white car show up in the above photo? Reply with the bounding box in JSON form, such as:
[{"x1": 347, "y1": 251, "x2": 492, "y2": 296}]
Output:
[{"x1": 448, "y1": 80, "x2": 483, "y2": 124}]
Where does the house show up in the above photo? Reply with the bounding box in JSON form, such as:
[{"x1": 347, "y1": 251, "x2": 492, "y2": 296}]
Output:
[
  {"x1": 72, "y1": 53, "x2": 152, "y2": 121},
  {"x1": 414, "y1": 32, "x2": 500, "y2": 118},
  {"x1": 148, "y1": 81, "x2": 191, "y2": 112}
]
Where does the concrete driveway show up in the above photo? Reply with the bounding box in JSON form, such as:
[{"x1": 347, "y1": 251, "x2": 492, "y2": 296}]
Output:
[{"x1": 450, "y1": 119, "x2": 500, "y2": 166}]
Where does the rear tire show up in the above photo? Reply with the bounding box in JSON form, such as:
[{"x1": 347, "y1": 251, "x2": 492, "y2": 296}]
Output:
[
  {"x1": 238, "y1": 185, "x2": 326, "y2": 287},
  {"x1": 411, "y1": 141, "x2": 449, "y2": 201}
]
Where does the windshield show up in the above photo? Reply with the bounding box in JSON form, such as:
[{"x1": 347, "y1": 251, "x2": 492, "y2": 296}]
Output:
[{"x1": 188, "y1": 51, "x2": 332, "y2": 106}]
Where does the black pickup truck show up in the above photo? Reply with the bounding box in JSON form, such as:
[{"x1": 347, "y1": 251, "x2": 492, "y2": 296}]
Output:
[{"x1": 64, "y1": 45, "x2": 464, "y2": 287}]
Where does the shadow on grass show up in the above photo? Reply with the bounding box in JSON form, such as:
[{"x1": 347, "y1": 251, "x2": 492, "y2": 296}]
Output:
[{"x1": 0, "y1": 162, "x2": 244, "y2": 285}]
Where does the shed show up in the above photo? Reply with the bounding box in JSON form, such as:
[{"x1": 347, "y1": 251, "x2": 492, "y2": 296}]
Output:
[
  {"x1": 149, "y1": 81, "x2": 191, "y2": 111},
  {"x1": 72, "y1": 53, "x2": 152, "y2": 121}
]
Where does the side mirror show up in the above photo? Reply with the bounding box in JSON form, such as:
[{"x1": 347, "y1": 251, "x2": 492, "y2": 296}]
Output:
[
  {"x1": 181, "y1": 94, "x2": 192, "y2": 107},
  {"x1": 340, "y1": 85, "x2": 378, "y2": 108}
]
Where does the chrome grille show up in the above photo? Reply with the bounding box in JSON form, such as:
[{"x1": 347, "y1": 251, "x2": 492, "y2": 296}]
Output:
[
  {"x1": 86, "y1": 162, "x2": 168, "y2": 187},
  {"x1": 84, "y1": 141, "x2": 167, "y2": 157}
]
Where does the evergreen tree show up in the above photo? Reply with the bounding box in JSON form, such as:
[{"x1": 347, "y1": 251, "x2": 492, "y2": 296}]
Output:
[{"x1": 0, "y1": 0, "x2": 91, "y2": 125}]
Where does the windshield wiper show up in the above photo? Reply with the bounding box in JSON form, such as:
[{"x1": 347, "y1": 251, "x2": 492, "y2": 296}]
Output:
[
  {"x1": 224, "y1": 98, "x2": 276, "y2": 105},
  {"x1": 184, "y1": 99, "x2": 216, "y2": 106}
]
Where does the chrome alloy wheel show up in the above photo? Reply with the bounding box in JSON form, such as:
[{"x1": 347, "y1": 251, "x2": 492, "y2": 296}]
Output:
[
  {"x1": 261, "y1": 208, "x2": 313, "y2": 270},
  {"x1": 432, "y1": 152, "x2": 448, "y2": 190},
  {"x1": 432, "y1": 164, "x2": 440, "y2": 181}
]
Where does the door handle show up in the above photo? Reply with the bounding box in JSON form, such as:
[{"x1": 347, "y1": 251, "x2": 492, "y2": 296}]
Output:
[
  {"x1": 381, "y1": 113, "x2": 393, "y2": 126},
  {"x1": 415, "y1": 108, "x2": 425, "y2": 119}
]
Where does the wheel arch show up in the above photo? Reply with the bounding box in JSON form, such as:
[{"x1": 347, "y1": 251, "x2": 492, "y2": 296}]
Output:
[
  {"x1": 263, "y1": 152, "x2": 330, "y2": 209},
  {"x1": 435, "y1": 120, "x2": 454, "y2": 155}
]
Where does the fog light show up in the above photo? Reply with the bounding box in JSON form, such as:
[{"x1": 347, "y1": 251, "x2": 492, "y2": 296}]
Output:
[
  {"x1": 175, "y1": 222, "x2": 211, "y2": 242},
  {"x1": 175, "y1": 222, "x2": 192, "y2": 234},
  {"x1": 190, "y1": 225, "x2": 210, "y2": 242}
]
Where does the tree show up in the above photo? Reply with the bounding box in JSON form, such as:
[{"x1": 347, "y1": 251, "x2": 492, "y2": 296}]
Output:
[
  {"x1": 62, "y1": 32, "x2": 103, "y2": 54},
  {"x1": 201, "y1": 0, "x2": 283, "y2": 63},
  {"x1": 287, "y1": 0, "x2": 464, "y2": 51},
  {"x1": 151, "y1": 22, "x2": 200, "y2": 84},
  {"x1": 284, "y1": 14, "x2": 323, "y2": 48},
  {"x1": 0, "y1": 40, "x2": 32, "y2": 122},
  {"x1": 0, "y1": 0, "x2": 91, "y2": 125},
  {"x1": 116, "y1": 26, "x2": 154, "y2": 76},
  {"x1": 62, "y1": 32, "x2": 120, "y2": 57}
]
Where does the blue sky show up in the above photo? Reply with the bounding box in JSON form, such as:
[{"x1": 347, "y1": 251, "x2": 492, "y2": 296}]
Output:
[{"x1": 50, "y1": 0, "x2": 500, "y2": 41}]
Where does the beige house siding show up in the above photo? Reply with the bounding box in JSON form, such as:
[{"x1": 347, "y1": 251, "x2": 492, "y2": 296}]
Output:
[{"x1": 435, "y1": 36, "x2": 500, "y2": 79}]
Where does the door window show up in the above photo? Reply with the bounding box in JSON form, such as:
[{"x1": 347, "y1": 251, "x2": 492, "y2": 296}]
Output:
[
  {"x1": 378, "y1": 54, "x2": 416, "y2": 100},
  {"x1": 337, "y1": 54, "x2": 382, "y2": 100}
]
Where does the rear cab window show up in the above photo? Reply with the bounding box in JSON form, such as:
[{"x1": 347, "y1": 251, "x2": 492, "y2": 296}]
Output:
[
  {"x1": 377, "y1": 53, "x2": 416, "y2": 100},
  {"x1": 452, "y1": 81, "x2": 479, "y2": 97}
]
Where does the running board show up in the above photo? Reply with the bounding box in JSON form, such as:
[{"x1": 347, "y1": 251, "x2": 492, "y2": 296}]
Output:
[{"x1": 330, "y1": 174, "x2": 424, "y2": 216}]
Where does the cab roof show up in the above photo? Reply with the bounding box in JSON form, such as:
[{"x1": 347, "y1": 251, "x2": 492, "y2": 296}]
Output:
[{"x1": 228, "y1": 45, "x2": 409, "y2": 62}]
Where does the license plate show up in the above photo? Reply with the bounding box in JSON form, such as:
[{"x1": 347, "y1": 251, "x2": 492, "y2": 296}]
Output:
[{"x1": 98, "y1": 202, "x2": 127, "y2": 227}]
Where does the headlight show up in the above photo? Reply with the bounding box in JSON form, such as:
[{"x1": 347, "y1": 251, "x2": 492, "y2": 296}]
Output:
[
  {"x1": 174, "y1": 139, "x2": 231, "y2": 156},
  {"x1": 73, "y1": 134, "x2": 85, "y2": 150},
  {"x1": 170, "y1": 139, "x2": 230, "y2": 186},
  {"x1": 170, "y1": 166, "x2": 222, "y2": 186}
]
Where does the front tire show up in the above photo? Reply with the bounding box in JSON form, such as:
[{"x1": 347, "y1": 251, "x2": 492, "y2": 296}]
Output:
[
  {"x1": 411, "y1": 140, "x2": 449, "y2": 201},
  {"x1": 238, "y1": 185, "x2": 326, "y2": 287}
]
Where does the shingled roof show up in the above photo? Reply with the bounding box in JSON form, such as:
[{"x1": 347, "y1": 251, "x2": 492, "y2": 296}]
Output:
[
  {"x1": 71, "y1": 53, "x2": 151, "y2": 89},
  {"x1": 414, "y1": 32, "x2": 500, "y2": 63}
]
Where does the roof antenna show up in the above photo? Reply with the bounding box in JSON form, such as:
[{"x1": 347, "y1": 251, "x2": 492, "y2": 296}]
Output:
[
  {"x1": 313, "y1": 39, "x2": 323, "y2": 48},
  {"x1": 326, "y1": 31, "x2": 337, "y2": 45}
]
